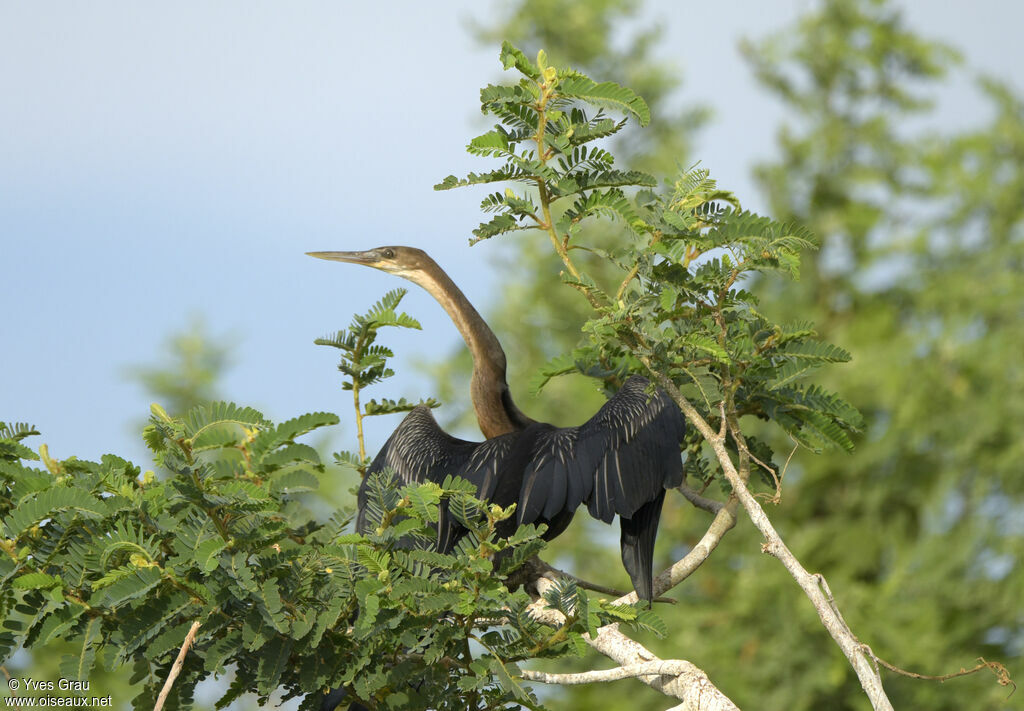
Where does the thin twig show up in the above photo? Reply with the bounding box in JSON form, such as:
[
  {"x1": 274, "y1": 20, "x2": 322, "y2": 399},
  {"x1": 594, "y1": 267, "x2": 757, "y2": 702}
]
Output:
[
  {"x1": 153, "y1": 621, "x2": 201, "y2": 711},
  {"x1": 677, "y1": 482, "x2": 725, "y2": 514},
  {"x1": 865, "y1": 651, "x2": 1015, "y2": 694},
  {"x1": 530, "y1": 558, "x2": 675, "y2": 604},
  {"x1": 1, "y1": 666, "x2": 16, "y2": 699}
]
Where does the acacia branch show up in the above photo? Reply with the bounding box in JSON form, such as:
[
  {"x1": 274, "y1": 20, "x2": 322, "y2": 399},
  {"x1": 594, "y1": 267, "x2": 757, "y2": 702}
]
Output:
[
  {"x1": 653, "y1": 498, "x2": 738, "y2": 594},
  {"x1": 530, "y1": 577, "x2": 739, "y2": 711},
  {"x1": 153, "y1": 620, "x2": 201, "y2": 711},
  {"x1": 522, "y1": 660, "x2": 712, "y2": 686},
  {"x1": 525, "y1": 495, "x2": 741, "y2": 710},
  {"x1": 647, "y1": 371, "x2": 895, "y2": 711}
]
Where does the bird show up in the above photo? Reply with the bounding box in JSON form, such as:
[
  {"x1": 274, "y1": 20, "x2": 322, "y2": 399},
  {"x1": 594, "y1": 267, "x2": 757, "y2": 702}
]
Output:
[{"x1": 309, "y1": 246, "x2": 685, "y2": 603}]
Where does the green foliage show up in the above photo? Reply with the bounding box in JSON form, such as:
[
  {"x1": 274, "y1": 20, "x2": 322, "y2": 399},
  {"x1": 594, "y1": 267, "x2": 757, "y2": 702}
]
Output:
[
  {"x1": 431, "y1": 0, "x2": 710, "y2": 445},
  {"x1": 315, "y1": 289, "x2": 422, "y2": 395},
  {"x1": 437, "y1": 46, "x2": 654, "y2": 247},
  {"x1": 710, "y1": 4, "x2": 1023, "y2": 709},
  {"x1": 442, "y1": 14, "x2": 1020, "y2": 709},
  {"x1": 317, "y1": 289, "x2": 440, "y2": 473},
  {"x1": 125, "y1": 316, "x2": 235, "y2": 417},
  {"x1": 1, "y1": 405, "x2": 652, "y2": 709}
]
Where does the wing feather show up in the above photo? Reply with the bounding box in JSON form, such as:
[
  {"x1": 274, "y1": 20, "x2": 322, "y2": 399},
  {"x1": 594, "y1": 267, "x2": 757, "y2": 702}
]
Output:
[
  {"x1": 580, "y1": 376, "x2": 685, "y2": 521},
  {"x1": 515, "y1": 376, "x2": 685, "y2": 527},
  {"x1": 356, "y1": 407, "x2": 475, "y2": 535}
]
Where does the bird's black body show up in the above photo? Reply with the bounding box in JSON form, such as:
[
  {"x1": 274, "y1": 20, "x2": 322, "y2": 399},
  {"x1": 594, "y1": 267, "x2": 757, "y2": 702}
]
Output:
[{"x1": 356, "y1": 375, "x2": 684, "y2": 602}]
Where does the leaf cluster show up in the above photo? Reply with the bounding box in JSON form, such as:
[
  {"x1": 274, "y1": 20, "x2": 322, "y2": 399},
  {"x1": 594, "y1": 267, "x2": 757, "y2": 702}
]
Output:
[
  {"x1": 436, "y1": 43, "x2": 655, "y2": 245},
  {"x1": 315, "y1": 289, "x2": 423, "y2": 397},
  {"x1": 316, "y1": 289, "x2": 439, "y2": 473},
  {"x1": 0, "y1": 412, "x2": 651, "y2": 710}
]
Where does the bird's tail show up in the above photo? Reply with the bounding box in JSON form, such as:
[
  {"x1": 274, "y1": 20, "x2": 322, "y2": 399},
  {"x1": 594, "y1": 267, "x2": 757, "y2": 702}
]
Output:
[{"x1": 618, "y1": 489, "x2": 666, "y2": 604}]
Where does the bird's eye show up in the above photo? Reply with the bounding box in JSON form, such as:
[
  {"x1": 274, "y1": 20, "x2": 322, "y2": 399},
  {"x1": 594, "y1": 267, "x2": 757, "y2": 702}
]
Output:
[{"x1": 382, "y1": 248, "x2": 395, "y2": 259}]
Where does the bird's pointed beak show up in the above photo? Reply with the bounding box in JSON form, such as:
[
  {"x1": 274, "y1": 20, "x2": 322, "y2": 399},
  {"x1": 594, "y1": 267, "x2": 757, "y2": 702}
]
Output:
[{"x1": 306, "y1": 250, "x2": 375, "y2": 265}]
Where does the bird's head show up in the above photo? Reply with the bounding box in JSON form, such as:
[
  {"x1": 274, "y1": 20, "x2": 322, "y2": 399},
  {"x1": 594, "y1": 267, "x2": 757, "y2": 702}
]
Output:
[{"x1": 307, "y1": 247, "x2": 437, "y2": 285}]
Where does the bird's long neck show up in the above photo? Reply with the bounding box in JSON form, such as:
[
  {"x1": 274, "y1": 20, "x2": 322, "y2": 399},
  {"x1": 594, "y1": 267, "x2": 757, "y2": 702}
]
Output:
[{"x1": 407, "y1": 261, "x2": 535, "y2": 438}]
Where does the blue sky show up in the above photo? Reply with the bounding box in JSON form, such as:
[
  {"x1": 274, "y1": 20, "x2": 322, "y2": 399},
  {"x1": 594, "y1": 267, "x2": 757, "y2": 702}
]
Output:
[{"x1": 2, "y1": 1, "x2": 1022, "y2": 465}]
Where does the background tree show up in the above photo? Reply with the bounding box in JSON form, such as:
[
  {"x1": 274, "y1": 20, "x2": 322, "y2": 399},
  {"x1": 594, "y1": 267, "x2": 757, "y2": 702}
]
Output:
[
  {"x1": 725, "y1": 2, "x2": 1022, "y2": 708},
  {"x1": 126, "y1": 317, "x2": 235, "y2": 418}
]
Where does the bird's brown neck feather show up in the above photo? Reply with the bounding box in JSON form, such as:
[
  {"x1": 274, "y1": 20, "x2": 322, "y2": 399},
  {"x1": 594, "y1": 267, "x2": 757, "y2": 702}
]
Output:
[{"x1": 407, "y1": 259, "x2": 535, "y2": 437}]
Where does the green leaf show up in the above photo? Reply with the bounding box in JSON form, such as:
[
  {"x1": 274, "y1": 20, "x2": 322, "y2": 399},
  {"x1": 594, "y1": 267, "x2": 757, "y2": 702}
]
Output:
[
  {"x1": 566, "y1": 116, "x2": 627, "y2": 145},
  {"x1": 261, "y1": 443, "x2": 322, "y2": 469},
  {"x1": 195, "y1": 537, "x2": 227, "y2": 573},
  {"x1": 256, "y1": 579, "x2": 289, "y2": 634},
  {"x1": 363, "y1": 397, "x2": 441, "y2": 416},
  {"x1": 116, "y1": 592, "x2": 195, "y2": 660},
  {"x1": 563, "y1": 188, "x2": 645, "y2": 234},
  {"x1": 404, "y1": 482, "x2": 441, "y2": 523},
  {"x1": 682, "y1": 334, "x2": 731, "y2": 363},
  {"x1": 769, "y1": 360, "x2": 823, "y2": 390},
  {"x1": 11, "y1": 572, "x2": 62, "y2": 590},
  {"x1": 555, "y1": 169, "x2": 657, "y2": 195},
  {"x1": 183, "y1": 401, "x2": 268, "y2": 440},
  {"x1": 190, "y1": 422, "x2": 244, "y2": 451},
  {"x1": 0, "y1": 421, "x2": 40, "y2": 443},
  {"x1": 146, "y1": 620, "x2": 192, "y2": 661},
  {"x1": 257, "y1": 636, "x2": 294, "y2": 695},
  {"x1": 794, "y1": 410, "x2": 856, "y2": 453},
  {"x1": 557, "y1": 76, "x2": 650, "y2": 126},
  {"x1": 471, "y1": 214, "x2": 534, "y2": 243},
  {"x1": 499, "y1": 41, "x2": 540, "y2": 80},
  {"x1": 448, "y1": 493, "x2": 483, "y2": 529},
  {"x1": 529, "y1": 353, "x2": 579, "y2": 394},
  {"x1": 435, "y1": 168, "x2": 532, "y2": 191},
  {"x1": 541, "y1": 577, "x2": 581, "y2": 617},
  {"x1": 778, "y1": 340, "x2": 851, "y2": 362},
  {"x1": 467, "y1": 129, "x2": 512, "y2": 156},
  {"x1": 268, "y1": 469, "x2": 320, "y2": 495},
  {"x1": 357, "y1": 547, "x2": 390, "y2": 575},
  {"x1": 33, "y1": 605, "x2": 85, "y2": 645},
  {"x1": 631, "y1": 608, "x2": 668, "y2": 638},
  {"x1": 60, "y1": 617, "x2": 100, "y2": 681},
  {"x1": 253, "y1": 412, "x2": 340, "y2": 458},
  {"x1": 92, "y1": 567, "x2": 162, "y2": 608},
  {"x1": 203, "y1": 630, "x2": 243, "y2": 673},
  {"x1": 4, "y1": 487, "x2": 109, "y2": 538},
  {"x1": 0, "y1": 439, "x2": 39, "y2": 461},
  {"x1": 489, "y1": 657, "x2": 531, "y2": 703}
]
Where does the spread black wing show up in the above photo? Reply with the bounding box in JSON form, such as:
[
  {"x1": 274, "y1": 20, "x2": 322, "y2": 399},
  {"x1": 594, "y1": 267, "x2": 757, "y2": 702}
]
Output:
[
  {"x1": 356, "y1": 377, "x2": 685, "y2": 602},
  {"x1": 516, "y1": 376, "x2": 685, "y2": 601},
  {"x1": 355, "y1": 406, "x2": 475, "y2": 535},
  {"x1": 355, "y1": 406, "x2": 520, "y2": 552}
]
